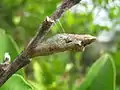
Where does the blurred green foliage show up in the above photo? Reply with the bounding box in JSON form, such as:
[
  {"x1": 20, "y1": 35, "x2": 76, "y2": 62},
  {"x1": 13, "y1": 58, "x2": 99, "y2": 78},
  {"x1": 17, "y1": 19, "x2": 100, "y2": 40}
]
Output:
[
  {"x1": 0, "y1": 0, "x2": 120, "y2": 90},
  {"x1": 76, "y1": 54, "x2": 116, "y2": 90},
  {"x1": 1, "y1": 74, "x2": 33, "y2": 90},
  {"x1": 0, "y1": 29, "x2": 24, "y2": 76}
]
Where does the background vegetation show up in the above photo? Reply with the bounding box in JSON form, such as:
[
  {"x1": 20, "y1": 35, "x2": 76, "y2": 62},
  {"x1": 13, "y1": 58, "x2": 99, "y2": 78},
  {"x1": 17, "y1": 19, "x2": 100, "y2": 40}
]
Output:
[{"x1": 0, "y1": 0, "x2": 120, "y2": 90}]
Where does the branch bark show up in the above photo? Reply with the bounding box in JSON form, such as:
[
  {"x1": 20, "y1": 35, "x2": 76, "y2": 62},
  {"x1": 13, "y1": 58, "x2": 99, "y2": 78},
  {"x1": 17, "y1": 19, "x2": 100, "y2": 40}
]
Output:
[
  {"x1": 0, "y1": 0, "x2": 95, "y2": 86},
  {"x1": 31, "y1": 34, "x2": 96, "y2": 57}
]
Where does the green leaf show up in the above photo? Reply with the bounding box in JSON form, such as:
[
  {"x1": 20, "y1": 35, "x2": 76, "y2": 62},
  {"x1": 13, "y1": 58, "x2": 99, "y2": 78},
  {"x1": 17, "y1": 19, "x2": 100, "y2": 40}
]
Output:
[
  {"x1": 0, "y1": 29, "x2": 24, "y2": 75},
  {"x1": 66, "y1": 11, "x2": 75, "y2": 27},
  {"x1": 75, "y1": 54, "x2": 116, "y2": 90},
  {"x1": 0, "y1": 28, "x2": 19, "y2": 61},
  {"x1": 0, "y1": 74, "x2": 33, "y2": 90}
]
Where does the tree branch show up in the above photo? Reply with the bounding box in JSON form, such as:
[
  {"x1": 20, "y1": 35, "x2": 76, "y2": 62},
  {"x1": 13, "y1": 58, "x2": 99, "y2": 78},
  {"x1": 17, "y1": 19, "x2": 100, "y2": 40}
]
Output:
[
  {"x1": 25, "y1": 0, "x2": 82, "y2": 53},
  {"x1": 31, "y1": 34, "x2": 96, "y2": 57},
  {"x1": 0, "y1": 0, "x2": 94, "y2": 86}
]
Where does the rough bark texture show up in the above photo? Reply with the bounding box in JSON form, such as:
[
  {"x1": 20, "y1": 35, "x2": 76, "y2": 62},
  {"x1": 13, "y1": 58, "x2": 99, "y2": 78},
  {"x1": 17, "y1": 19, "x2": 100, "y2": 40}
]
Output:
[
  {"x1": 25, "y1": 0, "x2": 82, "y2": 53},
  {"x1": 31, "y1": 34, "x2": 96, "y2": 57},
  {"x1": 0, "y1": 0, "x2": 96, "y2": 87}
]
